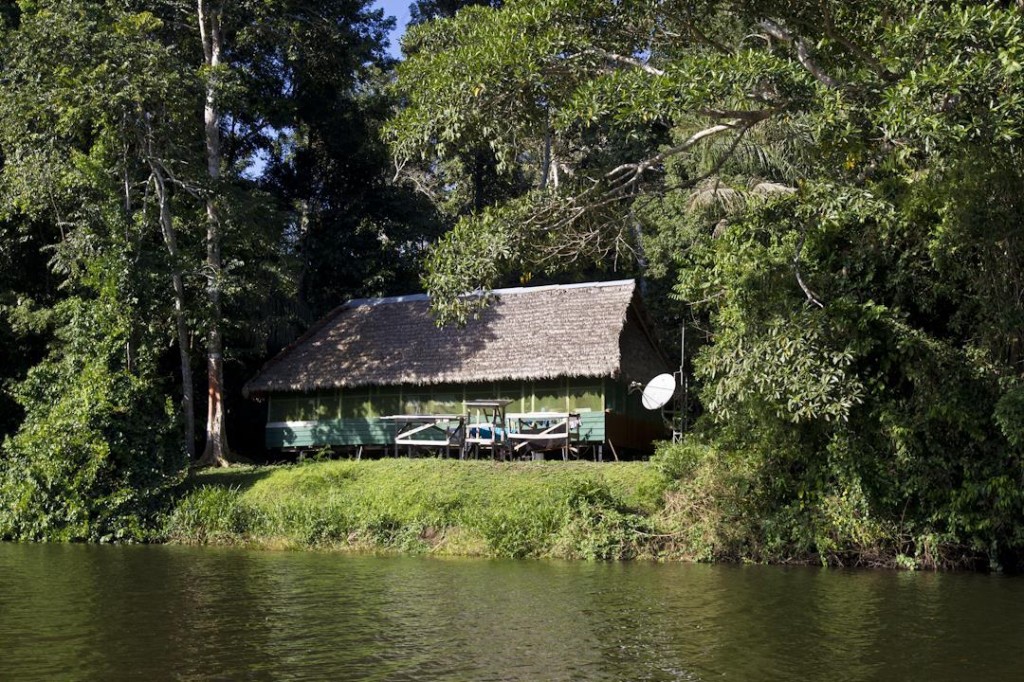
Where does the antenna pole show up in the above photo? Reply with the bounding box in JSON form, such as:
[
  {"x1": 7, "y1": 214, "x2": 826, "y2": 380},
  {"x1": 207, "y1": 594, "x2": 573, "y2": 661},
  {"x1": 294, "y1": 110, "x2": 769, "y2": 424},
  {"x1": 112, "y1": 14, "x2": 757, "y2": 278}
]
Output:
[
  {"x1": 672, "y1": 322, "x2": 686, "y2": 442},
  {"x1": 681, "y1": 322, "x2": 688, "y2": 435}
]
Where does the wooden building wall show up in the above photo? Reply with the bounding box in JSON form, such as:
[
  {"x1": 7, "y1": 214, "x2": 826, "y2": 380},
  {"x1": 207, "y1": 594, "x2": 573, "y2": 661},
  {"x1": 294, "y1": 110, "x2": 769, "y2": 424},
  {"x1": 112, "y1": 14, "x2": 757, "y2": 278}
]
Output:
[{"x1": 603, "y1": 378, "x2": 670, "y2": 451}]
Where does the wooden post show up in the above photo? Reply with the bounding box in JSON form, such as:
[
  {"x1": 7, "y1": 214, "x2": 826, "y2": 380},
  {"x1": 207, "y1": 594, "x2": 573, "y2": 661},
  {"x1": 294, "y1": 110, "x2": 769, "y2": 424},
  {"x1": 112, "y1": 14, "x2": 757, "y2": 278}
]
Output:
[{"x1": 565, "y1": 419, "x2": 573, "y2": 462}]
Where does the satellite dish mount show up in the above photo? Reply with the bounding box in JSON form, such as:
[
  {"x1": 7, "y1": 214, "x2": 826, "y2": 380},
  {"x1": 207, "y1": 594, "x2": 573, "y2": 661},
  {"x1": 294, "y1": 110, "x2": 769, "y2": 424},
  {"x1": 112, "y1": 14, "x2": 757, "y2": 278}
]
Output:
[{"x1": 629, "y1": 322, "x2": 689, "y2": 442}]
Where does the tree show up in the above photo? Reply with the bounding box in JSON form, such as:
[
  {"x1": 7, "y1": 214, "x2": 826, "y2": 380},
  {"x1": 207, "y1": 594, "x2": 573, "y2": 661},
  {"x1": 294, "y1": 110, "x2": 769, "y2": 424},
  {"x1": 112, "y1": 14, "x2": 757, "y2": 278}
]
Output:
[
  {"x1": 0, "y1": 275, "x2": 186, "y2": 541},
  {"x1": 193, "y1": 0, "x2": 423, "y2": 463},
  {"x1": 0, "y1": 2, "x2": 192, "y2": 537},
  {"x1": 0, "y1": 1, "x2": 209, "y2": 459},
  {"x1": 0, "y1": 0, "x2": 439, "y2": 537},
  {"x1": 195, "y1": 0, "x2": 231, "y2": 467},
  {"x1": 388, "y1": 0, "x2": 1024, "y2": 566},
  {"x1": 394, "y1": 0, "x2": 533, "y2": 223},
  {"x1": 249, "y1": 0, "x2": 443, "y2": 319},
  {"x1": 385, "y1": 0, "x2": 682, "y2": 320},
  {"x1": 1, "y1": 0, "x2": 424, "y2": 473}
]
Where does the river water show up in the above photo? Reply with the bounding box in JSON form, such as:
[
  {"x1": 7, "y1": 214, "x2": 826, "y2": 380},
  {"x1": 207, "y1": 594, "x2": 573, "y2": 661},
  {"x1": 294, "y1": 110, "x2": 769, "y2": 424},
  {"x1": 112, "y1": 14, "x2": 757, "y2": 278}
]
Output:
[{"x1": 1, "y1": 544, "x2": 1021, "y2": 680}]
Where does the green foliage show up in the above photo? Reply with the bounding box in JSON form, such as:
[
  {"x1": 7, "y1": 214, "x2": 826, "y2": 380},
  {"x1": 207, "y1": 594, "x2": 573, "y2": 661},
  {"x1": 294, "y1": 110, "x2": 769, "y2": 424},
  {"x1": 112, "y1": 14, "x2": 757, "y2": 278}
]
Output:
[
  {"x1": 392, "y1": 0, "x2": 1024, "y2": 568},
  {"x1": 0, "y1": 1, "x2": 196, "y2": 538},
  {"x1": 168, "y1": 487, "x2": 268, "y2": 543},
  {"x1": 553, "y1": 479, "x2": 657, "y2": 560},
  {"x1": 164, "y1": 459, "x2": 668, "y2": 559},
  {"x1": 653, "y1": 439, "x2": 905, "y2": 568},
  {"x1": 995, "y1": 386, "x2": 1024, "y2": 448},
  {"x1": 0, "y1": 291, "x2": 187, "y2": 542},
  {"x1": 0, "y1": 0, "x2": 431, "y2": 530},
  {"x1": 249, "y1": 0, "x2": 446, "y2": 319},
  {"x1": 3, "y1": 0, "x2": 1024, "y2": 570}
]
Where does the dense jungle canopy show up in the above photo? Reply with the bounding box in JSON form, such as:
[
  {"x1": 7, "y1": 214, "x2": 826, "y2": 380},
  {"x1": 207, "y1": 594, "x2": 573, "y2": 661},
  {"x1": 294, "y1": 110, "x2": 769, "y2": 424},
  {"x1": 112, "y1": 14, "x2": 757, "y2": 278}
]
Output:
[{"x1": 3, "y1": 0, "x2": 1024, "y2": 569}]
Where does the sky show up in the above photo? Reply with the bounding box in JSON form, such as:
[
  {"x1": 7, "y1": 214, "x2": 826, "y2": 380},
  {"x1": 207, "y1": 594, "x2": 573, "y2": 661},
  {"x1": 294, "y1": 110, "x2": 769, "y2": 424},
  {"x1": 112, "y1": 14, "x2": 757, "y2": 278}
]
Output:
[{"x1": 373, "y1": 0, "x2": 412, "y2": 58}]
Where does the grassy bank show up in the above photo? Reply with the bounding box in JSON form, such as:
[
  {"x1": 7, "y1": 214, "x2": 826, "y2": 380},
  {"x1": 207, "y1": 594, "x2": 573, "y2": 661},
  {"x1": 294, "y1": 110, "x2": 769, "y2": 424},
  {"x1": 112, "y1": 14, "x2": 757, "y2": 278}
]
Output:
[
  {"x1": 165, "y1": 445, "x2": 981, "y2": 568},
  {"x1": 165, "y1": 459, "x2": 673, "y2": 559}
]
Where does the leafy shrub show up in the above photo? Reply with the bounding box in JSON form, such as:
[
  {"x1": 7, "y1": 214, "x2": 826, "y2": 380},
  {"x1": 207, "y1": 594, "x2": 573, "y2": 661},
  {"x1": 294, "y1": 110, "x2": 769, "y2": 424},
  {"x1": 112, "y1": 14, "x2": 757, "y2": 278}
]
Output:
[
  {"x1": 554, "y1": 480, "x2": 655, "y2": 560},
  {"x1": 0, "y1": 296, "x2": 186, "y2": 542}
]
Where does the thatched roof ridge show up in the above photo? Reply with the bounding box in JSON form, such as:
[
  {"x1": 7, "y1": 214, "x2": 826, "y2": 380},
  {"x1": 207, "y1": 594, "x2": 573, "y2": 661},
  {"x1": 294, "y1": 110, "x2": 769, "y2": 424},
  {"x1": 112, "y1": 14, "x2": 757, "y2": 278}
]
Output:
[{"x1": 244, "y1": 279, "x2": 668, "y2": 395}]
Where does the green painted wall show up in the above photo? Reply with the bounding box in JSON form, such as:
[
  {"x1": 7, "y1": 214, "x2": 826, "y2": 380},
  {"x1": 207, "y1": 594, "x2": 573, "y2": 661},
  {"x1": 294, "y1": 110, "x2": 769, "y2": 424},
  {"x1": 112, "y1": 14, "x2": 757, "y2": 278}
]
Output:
[
  {"x1": 265, "y1": 379, "x2": 606, "y2": 449},
  {"x1": 266, "y1": 418, "x2": 391, "y2": 448},
  {"x1": 604, "y1": 377, "x2": 665, "y2": 424},
  {"x1": 266, "y1": 411, "x2": 607, "y2": 449}
]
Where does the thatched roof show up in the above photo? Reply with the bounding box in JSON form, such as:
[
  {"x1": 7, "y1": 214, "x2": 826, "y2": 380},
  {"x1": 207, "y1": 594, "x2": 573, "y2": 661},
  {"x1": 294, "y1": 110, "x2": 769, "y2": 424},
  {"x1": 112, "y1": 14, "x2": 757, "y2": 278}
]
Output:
[{"x1": 244, "y1": 279, "x2": 669, "y2": 395}]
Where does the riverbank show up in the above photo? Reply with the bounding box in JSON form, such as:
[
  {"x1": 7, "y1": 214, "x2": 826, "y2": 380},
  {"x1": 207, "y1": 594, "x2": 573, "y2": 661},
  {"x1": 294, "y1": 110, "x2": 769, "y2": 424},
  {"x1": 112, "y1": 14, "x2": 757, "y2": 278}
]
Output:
[
  {"x1": 166, "y1": 459, "x2": 673, "y2": 560},
  {"x1": 163, "y1": 450, "x2": 973, "y2": 569}
]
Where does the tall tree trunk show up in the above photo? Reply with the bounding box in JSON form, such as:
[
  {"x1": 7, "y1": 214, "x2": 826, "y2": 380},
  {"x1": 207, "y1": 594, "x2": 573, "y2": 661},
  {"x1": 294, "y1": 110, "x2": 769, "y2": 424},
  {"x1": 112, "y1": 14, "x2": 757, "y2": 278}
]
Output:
[
  {"x1": 540, "y1": 123, "x2": 551, "y2": 190},
  {"x1": 150, "y1": 162, "x2": 197, "y2": 458},
  {"x1": 196, "y1": 0, "x2": 230, "y2": 467}
]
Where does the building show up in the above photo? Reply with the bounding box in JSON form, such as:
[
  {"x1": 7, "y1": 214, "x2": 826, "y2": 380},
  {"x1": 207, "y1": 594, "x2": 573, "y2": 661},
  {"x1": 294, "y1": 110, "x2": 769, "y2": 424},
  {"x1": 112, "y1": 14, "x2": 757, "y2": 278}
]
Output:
[{"x1": 243, "y1": 279, "x2": 671, "y2": 457}]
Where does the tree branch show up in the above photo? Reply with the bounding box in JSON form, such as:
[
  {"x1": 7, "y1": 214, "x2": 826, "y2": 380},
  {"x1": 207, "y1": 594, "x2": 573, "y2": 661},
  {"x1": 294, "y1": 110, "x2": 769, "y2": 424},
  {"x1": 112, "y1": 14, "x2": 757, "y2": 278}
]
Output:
[
  {"x1": 583, "y1": 47, "x2": 665, "y2": 77},
  {"x1": 699, "y1": 107, "x2": 782, "y2": 122},
  {"x1": 794, "y1": 225, "x2": 825, "y2": 308},
  {"x1": 663, "y1": 125, "x2": 751, "y2": 194},
  {"x1": 606, "y1": 123, "x2": 735, "y2": 188},
  {"x1": 513, "y1": 123, "x2": 759, "y2": 273},
  {"x1": 683, "y1": 20, "x2": 733, "y2": 55},
  {"x1": 605, "y1": 106, "x2": 777, "y2": 190},
  {"x1": 821, "y1": 5, "x2": 895, "y2": 82},
  {"x1": 760, "y1": 19, "x2": 841, "y2": 89}
]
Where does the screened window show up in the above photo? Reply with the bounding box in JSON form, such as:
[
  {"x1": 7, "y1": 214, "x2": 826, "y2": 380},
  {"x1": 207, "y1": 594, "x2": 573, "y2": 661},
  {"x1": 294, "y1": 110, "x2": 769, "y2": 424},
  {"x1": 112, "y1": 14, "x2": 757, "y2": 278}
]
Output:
[
  {"x1": 426, "y1": 383, "x2": 462, "y2": 414},
  {"x1": 267, "y1": 395, "x2": 290, "y2": 422},
  {"x1": 268, "y1": 394, "x2": 318, "y2": 421},
  {"x1": 402, "y1": 392, "x2": 428, "y2": 415},
  {"x1": 532, "y1": 379, "x2": 567, "y2": 413},
  {"x1": 341, "y1": 389, "x2": 373, "y2": 418},
  {"x1": 316, "y1": 392, "x2": 341, "y2": 419},
  {"x1": 295, "y1": 395, "x2": 319, "y2": 420},
  {"x1": 491, "y1": 382, "x2": 526, "y2": 413},
  {"x1": 566, "y1": 380, "x2": 603, "y2": 412},
  {"x1": 375, "y1": 387, "x2": 402, "y2": 417}
]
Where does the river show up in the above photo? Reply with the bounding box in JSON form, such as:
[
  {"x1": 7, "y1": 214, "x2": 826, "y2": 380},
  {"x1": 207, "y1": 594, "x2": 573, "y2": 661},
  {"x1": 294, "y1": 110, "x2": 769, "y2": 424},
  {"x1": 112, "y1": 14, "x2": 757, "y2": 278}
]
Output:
[{"x1": 1, "y1": 544, "x2": 1021, "y2": 680}]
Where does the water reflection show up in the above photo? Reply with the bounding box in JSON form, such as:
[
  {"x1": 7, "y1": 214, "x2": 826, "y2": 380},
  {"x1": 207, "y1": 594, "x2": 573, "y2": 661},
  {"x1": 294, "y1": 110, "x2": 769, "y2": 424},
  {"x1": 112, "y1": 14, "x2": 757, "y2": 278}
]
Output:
[{"x1": 1, "y1": 545, "x2": 1023, "y2": 680}]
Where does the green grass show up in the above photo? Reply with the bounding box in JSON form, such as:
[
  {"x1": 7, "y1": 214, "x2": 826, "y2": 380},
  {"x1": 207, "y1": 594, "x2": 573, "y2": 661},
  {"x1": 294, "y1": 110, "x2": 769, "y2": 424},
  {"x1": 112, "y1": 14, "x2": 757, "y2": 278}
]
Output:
[{"x1": 164, "y1": 459, "x2": 673, "y2": 559}]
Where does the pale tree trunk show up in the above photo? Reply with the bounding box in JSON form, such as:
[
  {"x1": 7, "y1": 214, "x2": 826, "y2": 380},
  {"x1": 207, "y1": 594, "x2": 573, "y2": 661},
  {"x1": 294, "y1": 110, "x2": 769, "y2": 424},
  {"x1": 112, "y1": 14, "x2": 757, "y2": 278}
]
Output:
[
  {"x1": 540, "y1": 107, "x2": 558, "y2": 190},
  {"x1": 150, "y1": 162, "x2": 197, "y2": 458},
  {"x1": 196, "y1": 0, "x2": 230, "y2": 467},
  {"x1": 540, "y1": 123, "x2": 551, "y2": 189}
]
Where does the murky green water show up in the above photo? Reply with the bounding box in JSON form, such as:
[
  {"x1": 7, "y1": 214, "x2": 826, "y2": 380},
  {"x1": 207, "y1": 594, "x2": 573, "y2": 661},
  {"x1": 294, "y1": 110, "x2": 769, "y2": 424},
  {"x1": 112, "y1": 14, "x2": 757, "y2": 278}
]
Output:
[{"x1": 1, "y1": 544, "x2": 1022, "y2": 680}]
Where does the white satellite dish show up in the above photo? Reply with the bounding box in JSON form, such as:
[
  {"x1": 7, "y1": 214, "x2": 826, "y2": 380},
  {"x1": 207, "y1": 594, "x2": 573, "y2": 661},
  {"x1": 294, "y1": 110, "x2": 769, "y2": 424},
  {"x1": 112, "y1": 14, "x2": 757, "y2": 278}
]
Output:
[{"x1": 641, "y1": 373, "x2": 676, "y2": 410}]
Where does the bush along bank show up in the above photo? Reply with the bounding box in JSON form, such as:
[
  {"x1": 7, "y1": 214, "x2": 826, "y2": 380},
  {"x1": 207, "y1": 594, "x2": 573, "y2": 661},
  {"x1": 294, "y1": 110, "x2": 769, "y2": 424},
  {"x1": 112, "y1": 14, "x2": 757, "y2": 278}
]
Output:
[
  {"x1": 652, "y1": 440, "x2": 1020, "y2": 571},
  {"x1": 164, "y1": 459, "x2": 672, "y2": 560}
]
